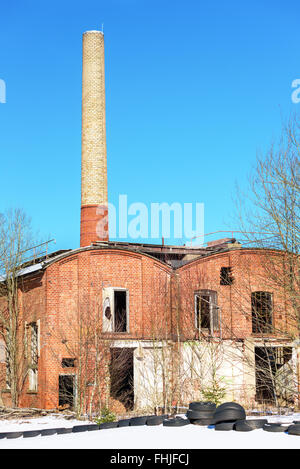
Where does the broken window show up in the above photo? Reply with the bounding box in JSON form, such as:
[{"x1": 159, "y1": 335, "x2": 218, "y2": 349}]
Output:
[
  {"x1": 103, "y1": 288, "x2": 129, "y2": 333},
  {"x1": 220, "y1": 267, "x2": 234, "y2": 285},
  {"x1": 114, "y1": 290, "x2": 127, "y2": 332},
  {"x1": 255, "y1": 346, "x2": 293, "y2": 404},
  {"x1": 104, "y1": 306, "x2": 111, "y2": 320},
  {"x1": 195, "y1": 290, "x2": 219, "y2": 334},
  {"x1": 251, "y1": 291, "x2": 273, "y2": 333},
  {"x1": 275, "y1": 347, "x2": 292, "y2": 366},
  {"x1": 28, "y1": 322, "x2": 39, "y2": 391},
  {"x1": 62, "y1": 358, "x2": 76, "y2": 368}
]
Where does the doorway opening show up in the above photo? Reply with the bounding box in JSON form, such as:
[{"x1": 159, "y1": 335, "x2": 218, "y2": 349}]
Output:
[
  {"x1": 109, "y1": 348, "x2": 134, "y2": 410},
  {"x1": 59, "y1": 374, "x2": 75, "y2": 409},
  {"x1": 255, "y1": 346, "x2": 293, "y2": 404}
]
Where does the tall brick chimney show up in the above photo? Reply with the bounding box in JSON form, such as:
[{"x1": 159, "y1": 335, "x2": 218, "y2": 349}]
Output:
[{"x1": 80, "y1": 30, "x2": 109, "y2": 247}]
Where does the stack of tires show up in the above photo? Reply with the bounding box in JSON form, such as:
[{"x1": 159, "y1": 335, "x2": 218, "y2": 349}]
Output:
[
  {"x1": 213, "y1": 402, "x2": 287, "y2": 432},
  {"x1": 213, "y1": 402, "x2": 247, "y2": 431},
  {"x1": 186, "y1": 402, "x2": 216, "y2": 426}
]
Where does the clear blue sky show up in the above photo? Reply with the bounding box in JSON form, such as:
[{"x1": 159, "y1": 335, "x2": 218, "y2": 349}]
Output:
[{"x1": 0, "y1": 0, "x2": 299, "y2": 251}]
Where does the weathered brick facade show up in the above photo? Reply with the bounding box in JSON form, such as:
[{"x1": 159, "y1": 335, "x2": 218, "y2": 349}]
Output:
[{"x1": 0, "y1": 245, "x2": 298, "y2": 411}]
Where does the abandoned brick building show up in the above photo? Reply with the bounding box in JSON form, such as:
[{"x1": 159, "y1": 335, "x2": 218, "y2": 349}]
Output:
[{"x1": 0, "y1": 31, "x2": 299, "y2": 413}]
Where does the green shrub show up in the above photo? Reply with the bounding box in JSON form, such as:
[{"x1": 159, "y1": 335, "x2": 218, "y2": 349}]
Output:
[
  {"x1": 94, "y1": 407, "x2": 116, "y2": 425},
  {"x1": 201, "y1": 382, "x2": 227, "y2": 406}
]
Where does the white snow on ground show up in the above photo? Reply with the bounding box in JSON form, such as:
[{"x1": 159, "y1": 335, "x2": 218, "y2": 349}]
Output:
[{"x1": 0, "y1": 414, "x2": 299, "y2": 449}]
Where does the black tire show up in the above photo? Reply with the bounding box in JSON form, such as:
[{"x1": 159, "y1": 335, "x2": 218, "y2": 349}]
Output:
[
  {"x1": 214, "y1": 409, "x2": 246, "y2": 423},
  {"x1": 245, "y1": 419, "x2": 268, "y2": 429},
  {"x1": 186, "y1": 409, "x2": 215, "y2": 420},
  {"x1": 215, "y1": 402, "x2": 245, "y2": 412},
  {"x1": 0, "y1": 433, "x2": 8, "y2": 439},
  {"x1": 6, "y1": 432, "x2": 23, "y2": 439},
  {"x1": 217, "y1": 402, "x2": 243, "y2": 409},
  {"x1": 215, "y1": 422, "x2": 236, "y2": 431},
  {"x1": 163, "y1": 418, "x2": 190, "y2": 427},
  {"x1": 146, "y1": 416, "x2": 163, "y2": 426},
  {"x1": 189, "y1": 418, "x2": 214, "y2": 426},
  {"x1": 234, "y1": 421, "x2": 254, "y2": 432},
  {"x1": 57, "y1": 427, "x2": 73, "y2": 434},
  {"x1": 72, "y1": 424, "x2": 91, "y2": 433},
  {"x1": 40, "y1": 428, "x2": 60, "y2": 436},
  {"x1": 189, "y1": 402, "x2": 216, "y2": 412},
  {"x1": 293, "y1": 420, "x2": 300, "y2": 424},
  {"x1": 263, "y1": 423, "x2": 289, "y2": 433},
  {"x1": 129, "y1": 417, "x2": 148, "y2": 426},
  {"x1": 287, "y1": 424, "x2": 300, "y2": 436},
  {"x1": 22, "y1": 430, "x2": 42, "y2": 438},
  {"x1": 118, "y1": 419, "x2": 131, "y2": 427},
  {"x1": 99, "y1": 422, "x2": 119, "y2": 429},
  {"x1": 214, "y1": 403, "x2": 246, "y2": 424},
  {"x1": 87, "y1": 424, "x2": 100, "y2": 431}
]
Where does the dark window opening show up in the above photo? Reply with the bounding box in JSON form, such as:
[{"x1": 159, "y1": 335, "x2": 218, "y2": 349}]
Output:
[
  {"x1": 220, "y1": 267, "x2": 234, "y2": 285},
  {"x1": 196, "y1": 295, "x2": 211, "y2": 329},
  {"x1": 62, "y1": 358, "x2": 76, "y2": 368},
  {"x1": 59, "y1": 375, "x2": 75, "y2": 409},
  {"x1": 105, "y1": 306, "x2": 111, "y2": 320},
  {"x1": 252, "y1": 291, "x2": 273, "y2": 333},
  {"x1": 109, "y1": 348, "x2": 134, "y2": 411},
  {"x1": 255, "y1": 347, "x2": 293, "y2": 404},
  {"x1": 114, "y1": 291, "x2": 127, "y2": 333},
  {"x1": 195, "y1": 290, "x2": 219, "y2": 333}
]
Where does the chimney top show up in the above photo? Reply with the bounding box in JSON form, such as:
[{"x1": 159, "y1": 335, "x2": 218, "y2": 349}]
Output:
[{"x1": 83, "y1": 30, "x2": 104, "y2": 35}]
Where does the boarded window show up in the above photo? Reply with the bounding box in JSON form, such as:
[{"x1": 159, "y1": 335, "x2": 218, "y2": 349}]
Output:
[{"x1": 252, "y1": 291, "x2": 273, "y2": 333}]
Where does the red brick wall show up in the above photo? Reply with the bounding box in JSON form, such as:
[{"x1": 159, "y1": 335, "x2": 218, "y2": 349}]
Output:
[
  {"x1": 176, "y1": 248, "x2": 295, "y2": 340},
  {"x1": 13, "y1": 249, "x2": 172, "y2": 409},
  {"x1": 0, "y1": 246, "x2": 296, "y2": 410}
]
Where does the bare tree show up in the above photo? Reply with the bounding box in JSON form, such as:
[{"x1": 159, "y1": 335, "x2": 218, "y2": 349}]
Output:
[
  {"x1": 0, "y1": 208, "x2": 42, "y2": 407},
  {"x1": 230, "y1": 113, "x2": 300, "y2": 408},
  {"x1": 234, "y1": 113, "x2": 300, "y2": 329}
]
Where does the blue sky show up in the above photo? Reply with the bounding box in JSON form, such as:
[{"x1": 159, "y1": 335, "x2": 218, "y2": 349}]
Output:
[{"x1": 0, "y1": 0, "x2": 299, "y2": 251}]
